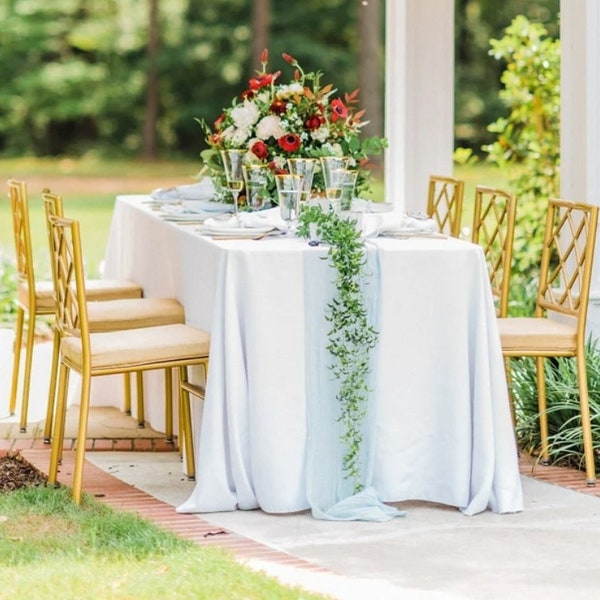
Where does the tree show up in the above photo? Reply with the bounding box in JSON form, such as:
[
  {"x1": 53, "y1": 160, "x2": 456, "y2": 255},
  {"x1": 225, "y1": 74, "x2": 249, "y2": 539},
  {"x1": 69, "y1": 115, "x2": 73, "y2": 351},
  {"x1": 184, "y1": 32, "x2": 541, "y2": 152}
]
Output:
[
  {"x1": 358, "y1": 0, "x2": 384, "y2": 165},
  {"x1": 142, "y1": 0, "x2": 161, "y2": 159},
  {"x1": 251, "y1": 0, "x2": 270, "y2": 74}
]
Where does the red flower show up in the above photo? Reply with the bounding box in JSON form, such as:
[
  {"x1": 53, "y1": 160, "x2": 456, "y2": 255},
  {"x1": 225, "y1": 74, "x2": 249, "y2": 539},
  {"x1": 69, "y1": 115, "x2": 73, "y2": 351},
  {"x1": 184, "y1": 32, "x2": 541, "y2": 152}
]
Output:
[
  {"x1": 251, "y1": 140, "x2": 269, "y2": 160},
  {"x1": 248, "y1": 71, "x2": 280, "y2": 91},
  {"x1": 282, "y1": 53, "x2": 297, "y2": 66},
  {"x1": 269, "y1": 161, "x2": 288, "y2": 175},
  {"x1": 249, "y1": 73, "x2": 274, "y2": 90},
  {"x1": 305, "y1": 114, "x2": 324, "y2": 130},
  {"x1": 278, "y1": 133, "x2": 301, "y2": 153},
  {"x1": 261, "y1": 48, "x2": 269, "y2": 64},
  {"x1": 241, "y1": 89, "x2": 256, "y2": 100},
  {"x1": 213, "y1": 113, "x2": 226, "y2": 131},
  {"x1": 270, "y1": 99, "x2": 287, "y2": 115},
  {"x1": 330, "y1": 98, "x2": 348, "y2": 123}
]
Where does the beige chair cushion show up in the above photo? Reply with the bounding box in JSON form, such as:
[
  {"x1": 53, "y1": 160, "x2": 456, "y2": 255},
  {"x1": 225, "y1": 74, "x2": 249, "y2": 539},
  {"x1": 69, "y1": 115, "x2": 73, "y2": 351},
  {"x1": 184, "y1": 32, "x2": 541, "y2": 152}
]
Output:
[
  {"x1": 19, "y1": 279, "x2": 143, "y2": 312},
  {"x1": 497, "y1": 317, "x2": 577, "y2": 354},
  {"x1": 61, "y1": 323, "x2": 210, "y2": 371},
  {"x1": 19, "y1": 280, "x2": 55, "y2": 312},
  {"x1": 85, "y1": 279, "x2": 143, "y2": 300},
  {"x1": 87, "y1": 298, "x2": 184, "y2": 332}
]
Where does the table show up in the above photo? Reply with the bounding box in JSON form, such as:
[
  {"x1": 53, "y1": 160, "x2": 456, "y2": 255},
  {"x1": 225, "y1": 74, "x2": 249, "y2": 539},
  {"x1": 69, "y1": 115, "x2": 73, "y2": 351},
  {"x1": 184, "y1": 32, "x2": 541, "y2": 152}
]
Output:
[{"x1": 103, "y1": 195, "x2": 523, "y2": 516}]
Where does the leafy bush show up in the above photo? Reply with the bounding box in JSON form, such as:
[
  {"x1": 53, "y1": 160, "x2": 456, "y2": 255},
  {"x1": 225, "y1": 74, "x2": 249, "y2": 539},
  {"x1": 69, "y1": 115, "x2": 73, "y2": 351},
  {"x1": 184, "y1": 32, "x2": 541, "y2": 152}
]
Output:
[
  {"x1": 482, "y1": 15, "x2": 560, "y2": 316},
  {"x1": 0, "y1": 251, "x2": 17, "y2": 324},
  {"x1": 510, "y1": 340, "x2": 600, "y2": 470}
]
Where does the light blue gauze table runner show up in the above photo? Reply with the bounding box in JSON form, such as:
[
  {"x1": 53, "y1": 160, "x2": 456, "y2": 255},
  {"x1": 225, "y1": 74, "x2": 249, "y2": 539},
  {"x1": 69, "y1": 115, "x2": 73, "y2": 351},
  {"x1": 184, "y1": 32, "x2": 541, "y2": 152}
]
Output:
[{"x1": 303, "y1": 243, "x2": 405, "y2": 522}]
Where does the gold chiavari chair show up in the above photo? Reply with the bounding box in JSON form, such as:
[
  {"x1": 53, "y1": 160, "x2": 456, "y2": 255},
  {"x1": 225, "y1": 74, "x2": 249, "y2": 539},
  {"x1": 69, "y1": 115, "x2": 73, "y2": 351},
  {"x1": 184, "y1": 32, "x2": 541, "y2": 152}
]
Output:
[
  {"x1": 471, "y1": 185, "x2": 517, "y2": 318},
  {"x1": 41, "y1": 190, "x2": 186, "y2": 443},
  {"x1": 498, "y1": 198, "x2": 599, "y2": 485},
  {"x1": 427, "y1": 175, "x2": 465, "y2": 237},
  {"x1": 46, "y1": 215, "x2": 210, "y2": 504},
  {"x1": 7, "y1": 179, "x2": 143, "y2": 433}
]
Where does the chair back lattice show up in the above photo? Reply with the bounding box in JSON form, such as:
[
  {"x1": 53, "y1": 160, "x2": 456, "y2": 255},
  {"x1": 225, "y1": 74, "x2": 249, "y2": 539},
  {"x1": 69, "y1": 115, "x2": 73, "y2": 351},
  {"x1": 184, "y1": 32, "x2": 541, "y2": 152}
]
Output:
[
  {"x1": 42, "y1": 192, "x2": 65, "y2": 299},
  {"x1": 427, "y1": 175, "x2": 465, "y2": 238},
  {"x1": 47, "y1": 215, "x2": 89, "y2": 346},
  {"x1": 471, "y1": 186, "x2": 517, "y2": 318},
  {"x1": 8, "y1": 180, "x2": 35, "y2": 293},
  {"x1": 537, "y1": 198, "x2": 599, "y2": 330}
]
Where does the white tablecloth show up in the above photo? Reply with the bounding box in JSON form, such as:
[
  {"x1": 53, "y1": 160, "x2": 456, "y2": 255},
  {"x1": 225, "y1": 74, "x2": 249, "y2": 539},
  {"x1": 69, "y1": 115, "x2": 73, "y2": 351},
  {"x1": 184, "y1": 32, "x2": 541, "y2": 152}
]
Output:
[{"x1": 104, "y1": 196, "x2": 523, "y2": 516}]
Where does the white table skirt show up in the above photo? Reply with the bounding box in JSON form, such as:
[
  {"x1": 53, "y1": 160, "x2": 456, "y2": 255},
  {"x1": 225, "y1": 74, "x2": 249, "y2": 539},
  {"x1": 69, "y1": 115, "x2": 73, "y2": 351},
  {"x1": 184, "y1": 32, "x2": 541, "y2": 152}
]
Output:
[{"x1": 103, "y1": 196, "x2": 523, "y2": 515}]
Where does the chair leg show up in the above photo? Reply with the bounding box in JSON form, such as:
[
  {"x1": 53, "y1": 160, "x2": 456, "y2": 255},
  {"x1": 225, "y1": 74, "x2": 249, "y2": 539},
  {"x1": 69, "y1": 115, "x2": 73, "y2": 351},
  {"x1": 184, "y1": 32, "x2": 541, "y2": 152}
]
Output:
[
  {"x1": 536, "y1": 356, "x2": 550, "y2": 465},
  {"x1": 8, "y1": 307, "x2": 25, "y2": 416},
  {"x1": 123, "y1": 374, "x2": 132, "y2": 415},
  {"x1": 19, "y1": 309, "x2": 37, "y2": 433},
  {"x1": 164, "y1": 368, "x2": 173, "y2": 443},
  {"x1": 72, "y1": 369, "x2": 92, "y2": 505},
  {"x1": 43, "y1": 327, "x2": 61, "y2": 443},
  {"x1": 136, "y1": 371, "x2": 145, "y2": 428},
  {"x1": 576, "y1": 353, "x2": 596, "y2": 485},
  {"x1": 503, "y1": 356, "x2": 520, "y2": 456},
  {"x1": 48, "y1": 363, "x2": 69, "y2": 486},
  {"x1": 178, "y1": 366, "x2": 195, "y2": 479}
]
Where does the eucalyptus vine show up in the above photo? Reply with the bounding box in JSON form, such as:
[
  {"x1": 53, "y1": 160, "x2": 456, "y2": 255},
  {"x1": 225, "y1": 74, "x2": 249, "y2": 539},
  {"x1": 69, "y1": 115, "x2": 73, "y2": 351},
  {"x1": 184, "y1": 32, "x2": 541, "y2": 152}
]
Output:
[{"x1": 297, "y1": 205, "x2": 379, "y2": 492}]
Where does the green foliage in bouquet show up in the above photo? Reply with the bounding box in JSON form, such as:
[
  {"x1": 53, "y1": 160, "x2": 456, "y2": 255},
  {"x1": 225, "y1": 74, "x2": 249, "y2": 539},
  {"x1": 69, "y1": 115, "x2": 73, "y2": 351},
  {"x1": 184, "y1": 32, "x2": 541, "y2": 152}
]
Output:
[{"x1": 198, "y1": 49, "x2": 387, "y2": 203}]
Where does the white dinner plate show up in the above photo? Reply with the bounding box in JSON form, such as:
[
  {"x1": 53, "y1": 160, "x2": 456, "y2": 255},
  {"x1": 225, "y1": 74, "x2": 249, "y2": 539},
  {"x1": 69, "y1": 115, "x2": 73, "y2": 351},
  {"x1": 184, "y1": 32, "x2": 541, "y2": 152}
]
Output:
[
  {"x1": 160, "y1": 212, "x2": 210, "y2": 222},
  {"x1": 199, "y1": 225, "x2": 276, "y2": 237}
]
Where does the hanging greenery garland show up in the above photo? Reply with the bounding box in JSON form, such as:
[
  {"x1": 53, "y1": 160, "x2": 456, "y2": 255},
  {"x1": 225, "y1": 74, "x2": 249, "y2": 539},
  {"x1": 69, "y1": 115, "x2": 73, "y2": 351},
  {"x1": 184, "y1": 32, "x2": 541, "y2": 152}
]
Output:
[{"x1": 297, "y1": 205, "x2": 379, "y2": 492}]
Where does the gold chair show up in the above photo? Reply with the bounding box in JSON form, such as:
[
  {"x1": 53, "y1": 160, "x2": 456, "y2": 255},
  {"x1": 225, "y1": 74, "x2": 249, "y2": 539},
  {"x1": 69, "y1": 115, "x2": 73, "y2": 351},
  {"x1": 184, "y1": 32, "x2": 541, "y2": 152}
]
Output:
[
  {"x1": 46, "y1": 215, "x2": 210, "y2": 503},
  {"x1": 41, "y1": 190, "x2": 186, "y2": 442},
  {"x1": 497, "y1": 198, "x2": 599, "y2": 485},
  {"x1": 7, "y1": 179, "x2": 143, "y2": 433},
  {"x1": 427, "y1": 175, "x2": 465, "y2": 237},
  {"x1": 471, "y1": 185, "x2": 517, "y2": 318}
]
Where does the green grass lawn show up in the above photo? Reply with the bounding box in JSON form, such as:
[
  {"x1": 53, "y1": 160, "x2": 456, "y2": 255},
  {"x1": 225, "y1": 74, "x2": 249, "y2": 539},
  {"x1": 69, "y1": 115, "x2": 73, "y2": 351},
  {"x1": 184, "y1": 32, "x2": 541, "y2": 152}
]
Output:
[{"x1": 0, "y1": 484, "x2": 327, "y2": 599}]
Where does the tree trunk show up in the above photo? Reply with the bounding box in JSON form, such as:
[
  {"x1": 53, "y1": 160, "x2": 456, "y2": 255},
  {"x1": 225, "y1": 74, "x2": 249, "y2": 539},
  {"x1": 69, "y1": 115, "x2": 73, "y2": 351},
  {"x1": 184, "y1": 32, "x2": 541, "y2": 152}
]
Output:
[
  {"x1": 251, "y1": 0, "x2": 270, "y2": 72},
  {"x1": 142, "y1": 0, "x2": 160, "y2": 159},
  {"x1": 358, "y1": 0, "x2": 383, "y2": 165}
]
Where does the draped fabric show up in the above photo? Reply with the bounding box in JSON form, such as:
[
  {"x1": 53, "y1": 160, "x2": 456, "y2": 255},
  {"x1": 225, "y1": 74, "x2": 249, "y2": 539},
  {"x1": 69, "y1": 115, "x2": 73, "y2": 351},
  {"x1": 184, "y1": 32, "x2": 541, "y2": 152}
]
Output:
[{"x1": 303, "y1": 246, "x2": 405, "y2": 522}]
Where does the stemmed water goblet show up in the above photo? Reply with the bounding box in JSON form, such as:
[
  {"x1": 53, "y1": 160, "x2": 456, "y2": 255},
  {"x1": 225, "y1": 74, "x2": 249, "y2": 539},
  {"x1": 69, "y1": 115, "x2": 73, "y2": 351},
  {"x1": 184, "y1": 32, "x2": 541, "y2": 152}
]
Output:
[
  {"x1": 287, "y1": 158, "x2": 317, "y2": 203},
  {"x1": 242, "y1": 164, "x2": 271, "y2": 212},
  {"x1": 320, "y1": 156, "x2": 349, "y2": 213},
  {"x1": 275, "y1": 174, "x2": 304, "y2": 236},
  {"x1": 220, "y1": 149, "x2": 245, "y2": 216}
]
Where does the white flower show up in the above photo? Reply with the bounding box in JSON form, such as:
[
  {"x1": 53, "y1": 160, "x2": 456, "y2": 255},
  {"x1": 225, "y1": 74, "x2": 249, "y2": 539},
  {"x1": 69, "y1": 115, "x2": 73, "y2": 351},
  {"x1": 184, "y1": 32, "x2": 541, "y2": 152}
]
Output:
[
  {"x1": 222, "y1": 125, "x2": 251, "y2": 146},
  {"x1": 255, "y1": 115, "x2": 286, "y2": 140},
  {"x1": 230, "y1": 101, "x2": 260, "y2": 130},
  {"x1": 321, "y1": 142, "x2": 344, "y2": 156},
  {"x1": 276, "y1": 83, "x2": 304, "y2": 100},
  {"x1": 311, "y1": 126, "x2": 331, "y2": 143}
]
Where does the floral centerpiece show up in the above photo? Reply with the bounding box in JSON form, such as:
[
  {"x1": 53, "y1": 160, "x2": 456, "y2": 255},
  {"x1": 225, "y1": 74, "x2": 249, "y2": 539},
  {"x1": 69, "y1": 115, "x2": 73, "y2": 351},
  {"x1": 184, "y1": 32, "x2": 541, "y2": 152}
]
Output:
[{"x1": 198, "y1": 49, "x2": 386, "y2": 204}]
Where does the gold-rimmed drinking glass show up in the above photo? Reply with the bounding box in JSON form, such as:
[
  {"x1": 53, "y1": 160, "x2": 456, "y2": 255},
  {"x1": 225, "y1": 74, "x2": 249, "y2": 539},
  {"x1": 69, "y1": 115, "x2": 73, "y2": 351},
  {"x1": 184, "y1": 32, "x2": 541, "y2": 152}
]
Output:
[
  {"x1": 275, "y1": 173, "x2": 304, "y2": 235},
  {"x1": 243, "y1": 164, "x2": 271, "y2": 211},
  {"x1": 220, "y1": 149, "x2": 245, "y2": 215},
  {"x1": 287, "y1": 158, "x2": 317, "y2": 203},
  {"x1": 320, "y1": 156, "x2": 349, "y2": 212}
]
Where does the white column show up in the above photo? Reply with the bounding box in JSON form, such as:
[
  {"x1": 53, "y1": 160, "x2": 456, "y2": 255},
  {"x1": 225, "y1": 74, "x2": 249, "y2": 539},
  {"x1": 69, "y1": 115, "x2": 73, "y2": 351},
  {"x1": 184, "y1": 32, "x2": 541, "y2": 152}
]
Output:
[
  {"x1": 384, "y1": 0, "x2": 455, "y2": 211},
  {"x1": 560, "y1": 0, "x2": 600, "y2": 337}
]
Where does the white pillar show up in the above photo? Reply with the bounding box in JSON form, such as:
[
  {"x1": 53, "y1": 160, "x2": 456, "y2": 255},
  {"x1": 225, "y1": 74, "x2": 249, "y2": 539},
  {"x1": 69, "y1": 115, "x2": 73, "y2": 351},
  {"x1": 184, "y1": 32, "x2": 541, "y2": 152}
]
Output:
[
  {"x1": 560, "y1": 0, "x2": 600, "y2": 338},
  {"x1": 384, "y1": 0, "x2": 455, "y2": 211}
]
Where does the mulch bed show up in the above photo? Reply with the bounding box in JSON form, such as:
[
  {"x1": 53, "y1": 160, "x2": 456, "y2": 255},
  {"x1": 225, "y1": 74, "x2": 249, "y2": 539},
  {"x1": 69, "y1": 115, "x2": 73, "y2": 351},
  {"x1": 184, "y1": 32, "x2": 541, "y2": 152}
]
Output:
[{"x1": 0, "y1": 451, "x2": 48, "y2": 493}]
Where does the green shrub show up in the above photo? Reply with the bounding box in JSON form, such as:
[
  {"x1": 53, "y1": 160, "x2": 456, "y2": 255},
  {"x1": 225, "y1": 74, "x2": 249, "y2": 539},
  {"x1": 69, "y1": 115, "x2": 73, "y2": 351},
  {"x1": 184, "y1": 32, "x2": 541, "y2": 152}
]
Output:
[
  {"x1": 510, "y1": 339, "x2": 600, "y2": 470},
  {"x1": 482, "y1": 15, "x2": 560, "y2": 316},
  {"x1": 0, "y1": 251, "x2": 17, "y2": 324}
]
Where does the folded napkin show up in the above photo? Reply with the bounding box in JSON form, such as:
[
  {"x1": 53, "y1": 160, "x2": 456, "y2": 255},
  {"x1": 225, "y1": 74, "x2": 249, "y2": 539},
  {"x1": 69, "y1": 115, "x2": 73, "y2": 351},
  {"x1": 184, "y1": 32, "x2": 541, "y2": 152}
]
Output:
[
  {"x1": 204, "y1": 207, "x2": 288, "y2": 232},
  {"x1": 362, "y1": 210, "x2": 438, "y2": 237},
  {"x1": 151, "y1": 178, "x2": 216, "y2": 203}
]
